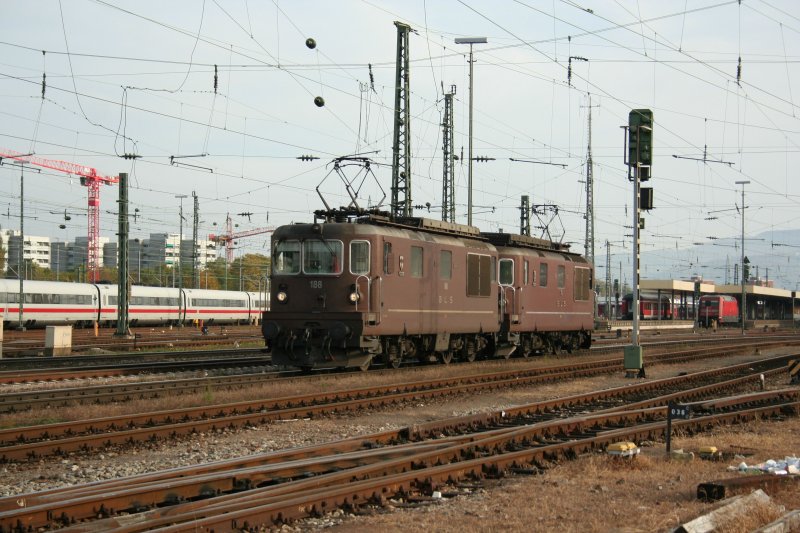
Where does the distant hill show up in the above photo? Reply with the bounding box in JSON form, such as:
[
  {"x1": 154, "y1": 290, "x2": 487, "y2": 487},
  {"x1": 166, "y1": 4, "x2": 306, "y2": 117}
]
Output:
[{"x1": 605, "y1": 229, "x2": 800, "y2": 291}]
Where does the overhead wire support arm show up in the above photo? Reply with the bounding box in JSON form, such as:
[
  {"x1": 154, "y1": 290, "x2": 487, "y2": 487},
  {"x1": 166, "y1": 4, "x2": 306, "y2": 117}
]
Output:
[
  {"x1": 170, "y1": 154, "x2": 213, "y2": 173},
  {"x1": 672, "y1": 154, "x2": 735, "y2": 166},
  {"x1": 509, "y1": 158, "x2": 567, "y2": 168}
]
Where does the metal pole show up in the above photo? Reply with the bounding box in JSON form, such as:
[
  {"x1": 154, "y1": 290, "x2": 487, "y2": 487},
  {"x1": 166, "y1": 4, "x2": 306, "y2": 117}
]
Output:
[
  {"x1": 632, "y1": 158, "x2": 640, "y2": 347},
  {"x1": 115, "y1": 172, "x2": 130, "y2": 337},
  {"x1": 455, "y1": 36, "x2": 486, "y2": 227},
  {"x1": 175, "y1": 194, "x2": 187, "y2": 290},
  {"x1": 467, "y1": 42, "x2": 474, "y2": 226},
  {"x1": 17, "y1": 168, "x2": 24, "y2": 331},
  {"x1": 736, "y1": 180, "x2": 749, "y2": 335}
]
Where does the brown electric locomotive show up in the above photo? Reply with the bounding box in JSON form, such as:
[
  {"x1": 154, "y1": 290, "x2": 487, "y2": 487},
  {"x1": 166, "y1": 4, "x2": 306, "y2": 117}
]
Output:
[{"x1": 262, "y1": 209, "x2": 593, "y2": 370}]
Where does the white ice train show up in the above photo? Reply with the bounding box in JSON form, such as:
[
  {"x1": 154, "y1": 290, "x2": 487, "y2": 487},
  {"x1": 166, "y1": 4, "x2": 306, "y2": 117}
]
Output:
[{"x1": 0, "y1": 279, "x2": 268, "y2": 328}]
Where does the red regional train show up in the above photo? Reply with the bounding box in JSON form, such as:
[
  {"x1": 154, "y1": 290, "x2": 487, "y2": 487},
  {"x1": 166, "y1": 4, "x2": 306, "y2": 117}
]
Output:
[
  {"x1": 619, "y1": 293, "x2": 675, "y2": 320},
  {"x1": 261, "y1": 209, "x2": 594, "y2": 370},
  {"x1": 0, "y1": 279, "x2": 267, "y2": 328},
  {"x1": 698, "y1": 294, "x2": 740, "y2": 326}
]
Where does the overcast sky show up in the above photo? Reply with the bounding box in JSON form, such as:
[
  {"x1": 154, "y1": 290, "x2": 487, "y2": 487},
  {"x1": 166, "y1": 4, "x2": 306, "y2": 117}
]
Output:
[{"x1": 2, "y1": 1, "x2": 799, "y2": 285}]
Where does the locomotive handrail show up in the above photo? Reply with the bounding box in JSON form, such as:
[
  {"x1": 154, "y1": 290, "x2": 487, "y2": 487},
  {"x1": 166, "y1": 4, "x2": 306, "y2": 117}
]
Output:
[
  {"x1": 354, "y1": 274, "x2": 372, "y2": 323},
  {"x1": 499, "y1": 284, "x2": 518, "y2": 323},
  {"x1": 374, "y1": 276, "x2": 382, "y2": 325}
]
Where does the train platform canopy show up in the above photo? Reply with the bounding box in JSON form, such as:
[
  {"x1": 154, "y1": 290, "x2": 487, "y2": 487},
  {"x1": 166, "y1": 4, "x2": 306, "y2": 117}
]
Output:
[
  {"x1": 640, "y1": 280, "x2": 796, "y2": 300},
  {"x1": 640, "y1": 280, "x2": 717, "y2": 294},
  {"x1": 714, "y1": 283, "x2": 794, "y2": 299}
]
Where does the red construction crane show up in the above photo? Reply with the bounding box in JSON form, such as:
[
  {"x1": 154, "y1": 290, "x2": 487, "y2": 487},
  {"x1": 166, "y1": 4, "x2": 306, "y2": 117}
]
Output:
[
  {"x1": 209, "y1": 213, "x2": 274, "y2": 263},
  {"x1": 0, "y1": 148, "x2": 119, "y2": 283}
]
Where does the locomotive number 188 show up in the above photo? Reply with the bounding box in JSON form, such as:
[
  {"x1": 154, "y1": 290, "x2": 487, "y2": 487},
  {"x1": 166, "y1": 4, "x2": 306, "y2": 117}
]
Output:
[{"x1": 309, "y1": 280, "x2": 323, "y2": 289}]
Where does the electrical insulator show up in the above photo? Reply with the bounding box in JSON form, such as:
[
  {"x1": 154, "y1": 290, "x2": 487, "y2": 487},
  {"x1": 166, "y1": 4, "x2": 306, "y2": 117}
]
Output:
[
  {"x1": 314, "y1": 96, "x2": 325, "y2": 107},
  {"x1": 306, "y1": 38, "x2": 316, "y2": 49}
]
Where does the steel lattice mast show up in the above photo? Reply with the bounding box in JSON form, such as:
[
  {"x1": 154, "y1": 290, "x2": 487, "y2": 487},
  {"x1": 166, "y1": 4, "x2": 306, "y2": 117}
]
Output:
[
  {"x1": 391, "y1": 21, "x2": 412, "y2": 220},
  {"x1": 441, "y1": 85, "x2": 456, "y2": 223},
  {"x1": 0, "y1": 148, "x2": 118, "y2": 283}
]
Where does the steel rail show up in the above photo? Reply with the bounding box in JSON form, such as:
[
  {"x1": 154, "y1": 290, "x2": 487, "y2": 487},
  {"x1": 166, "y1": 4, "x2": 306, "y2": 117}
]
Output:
[
  {"x1": 0, "y1": 337, "x2": 791, "y2": 412},
  {"x1": 1, "y1": 350, "x2": 794, "y2": 462},
  {"x1": 1, "y1": 365, "x2": 796, "y2": 531},
  {"x1": 47, "y1": 394, "x2": 800, "y2": 532}
]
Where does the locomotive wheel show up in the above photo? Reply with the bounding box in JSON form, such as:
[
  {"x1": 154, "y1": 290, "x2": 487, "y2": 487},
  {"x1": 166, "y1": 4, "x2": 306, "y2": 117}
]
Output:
[
  {"x1": 385, "y1": 343, "x2": 402, "y2": 369},
  {"x1": 521, "y1": 338, "x2": 531, "y2": 358},
  {"x1": 463, "y1": 339, "x2": 476, "y2": 363}
]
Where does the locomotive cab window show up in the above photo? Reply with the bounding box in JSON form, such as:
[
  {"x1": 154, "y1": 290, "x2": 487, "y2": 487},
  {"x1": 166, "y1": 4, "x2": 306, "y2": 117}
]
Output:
[
  {"x1": 557, "y1": 265, "x2": 566, "y2": 288},
  {"x1": 303, "y1": 239, "x2": 343, "y2": 275},
  {"x1": 539, "y1": 263, "x2": 548, "y2": 287},
  {"x1": 498, "y1": 258, "x2": 514, "y2": 285},
  {"x1": 274, "y1": 240, "x2": 301, "y2": 275},
  {"x1": 349, "y1": 240, "x2": 370, "y2": 275}
]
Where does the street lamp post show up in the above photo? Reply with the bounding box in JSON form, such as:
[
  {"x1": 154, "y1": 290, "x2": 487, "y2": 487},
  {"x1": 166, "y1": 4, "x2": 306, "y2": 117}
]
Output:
[
  {"x1": 736, "y1": 180, "x2": 750, "y2": 334},
  {"x1": 455, "y1": 36, "x2": 487, "y2": 227}
]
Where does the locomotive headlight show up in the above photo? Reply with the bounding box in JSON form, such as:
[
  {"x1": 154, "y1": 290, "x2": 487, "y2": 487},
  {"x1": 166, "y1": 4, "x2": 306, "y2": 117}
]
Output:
[
  {"x1": 276, "y1": 291, "x2": 288, "y2": 303},
  {"x1": 348, "y1": 284, "x2": 360, "y2": 304}
]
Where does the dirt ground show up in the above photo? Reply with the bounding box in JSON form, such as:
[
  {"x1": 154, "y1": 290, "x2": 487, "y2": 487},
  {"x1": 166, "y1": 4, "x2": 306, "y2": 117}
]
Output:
[
  {"x1": 3, "y1": 349, "x2": 800, "y2": 532},
  {"x1": 314, "y1": 417, "x2": 800, "y2": 533}
]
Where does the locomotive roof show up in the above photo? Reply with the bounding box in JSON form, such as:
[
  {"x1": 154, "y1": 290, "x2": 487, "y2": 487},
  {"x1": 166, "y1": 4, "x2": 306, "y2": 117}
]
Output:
[
  {"x1": 481, "y1": 232, "x2": 571, "y2": 253},
  {"x1": 313, "y1": 208, "x2": 482, "y2": 239},
  {"x1": 309, "y1": 208, "x2": 578, "y2": 253}
]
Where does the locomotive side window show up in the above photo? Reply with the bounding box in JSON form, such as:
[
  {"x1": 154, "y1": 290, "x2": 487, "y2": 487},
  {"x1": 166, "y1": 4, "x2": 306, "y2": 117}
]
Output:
[
  {"x1": 574, "y1": 267, "x2": 591, "y2": 301},
  {"x1": 383, "y1": 242, "x2": 394, "y2": 274},
  {"x1": 303, "y1": 239, "x2": 343, "y2": 274},
  {"x1": 539, "y1": 263, "x2": 548, "y2": 287},
  {"x1": 523, "y1": 260, "x2": 529, "y2": 285},
  {"x1": 440, "y1": 250, "x2": 452, "y2": 280},
  {"x1": 557, "y1": 265, "x2": 566, "y2": 288},
  {"x1": 467, "y1": 253, "x2": 491, "y2": 297},
  {"x1": 498, "y1": 258, "x2": 514, "y2": 285},
  {"x1": 410, "y1": 246, "x2": 423, "y2": 278},
  {"x1": 274, "y1": 240, "x2": 301, "y2": 275},
  {"x1": 349, "y1": 240, "x2": 370, "y2": 275}
]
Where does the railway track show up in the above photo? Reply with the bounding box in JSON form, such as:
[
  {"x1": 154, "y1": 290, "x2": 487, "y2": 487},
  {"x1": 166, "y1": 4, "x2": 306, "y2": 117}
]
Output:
[
  {"x1": 0, "y1": 336, "x2": 796, "y2": 411},
  {"x1": 2, "y1": 333, "x2": 795, "y2": 387},
  {"x1": 0, "y1": 349, "x2": 270, "y2": 385},
  {"x1": 1, "y1": 362, "x2": 796, "y2": 531},
  {"x1": 0, "y1": 344, "x2": 794, "y2": 462},
  {"x1": 1, "y1": 325, "x2": 263, "y2": 357}
]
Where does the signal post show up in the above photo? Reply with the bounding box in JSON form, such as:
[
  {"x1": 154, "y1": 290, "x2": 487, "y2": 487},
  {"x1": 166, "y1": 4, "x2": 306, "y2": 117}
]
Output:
[{"x1": 624, "y1": 109, "x2": 653, "y2": 378}]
